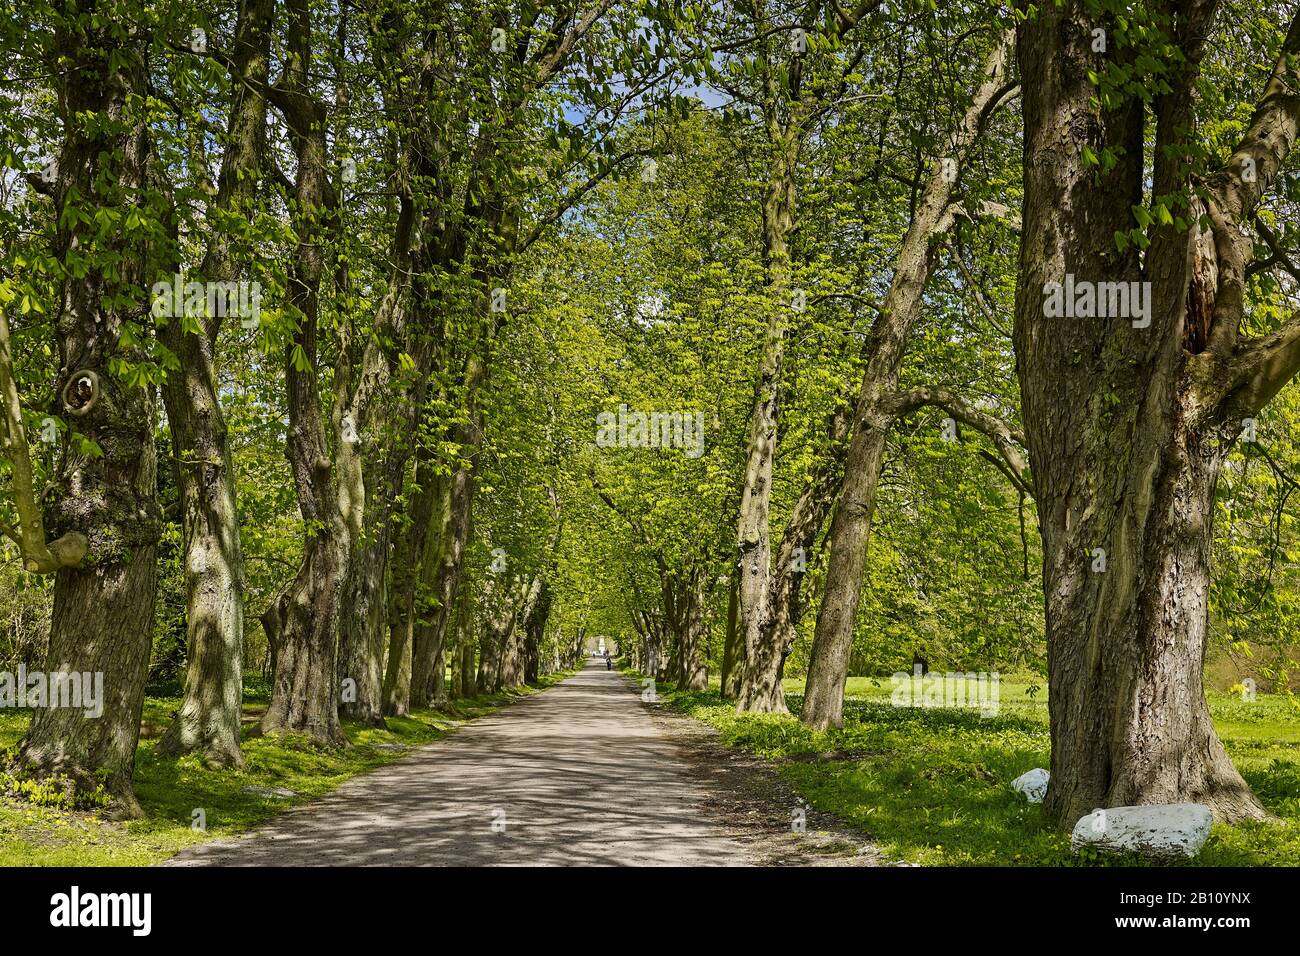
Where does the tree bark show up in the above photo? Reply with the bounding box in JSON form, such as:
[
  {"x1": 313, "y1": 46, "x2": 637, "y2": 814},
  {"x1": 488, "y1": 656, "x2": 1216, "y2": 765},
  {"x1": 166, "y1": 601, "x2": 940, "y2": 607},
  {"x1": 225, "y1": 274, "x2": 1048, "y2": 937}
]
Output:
[
  {"x1": 738, "y1": 400, "x2": 853, "y2": 710},
  {"x1": 523, "y1": 579, "x2": 551, "y2": 685},
  {"x1": 459, "y1": 609, "x2": 476, "y2": 697},
  {"x1": 679, "y1": 572, "x2": 710, "y2": 690},
  {"x1": 495, "y1": 575, "x2": 541, "y2": 689},
  {"x1": 476, "y1": 616, "x2": 502, "y2": 694},
  {"x1": 337, "y1": 513, "x2": 389, "y2": 726},
  {"x1": 411, "y1": 408, "x2": 477, "y2": 705},
  {"x1": 24, "y1": 549, "x2": 158, "y2": 818},
  {"x1": 334, "y1": 270, "x2": 417, "y2": 726},
  {"x1": 383, "y1": 458, "x2": 440, "y2": 716},
  {"x1": 729, "y1": 0, "x2": 890, "y2": 719},
  {"x1": 734, "y1": 129, "x2": 798, "y2": 712}
]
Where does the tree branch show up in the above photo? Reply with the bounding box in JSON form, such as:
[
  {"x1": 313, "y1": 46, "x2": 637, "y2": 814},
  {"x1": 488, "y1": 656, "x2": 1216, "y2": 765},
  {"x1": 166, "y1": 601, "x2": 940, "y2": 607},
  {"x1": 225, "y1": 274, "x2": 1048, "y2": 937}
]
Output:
[
  {"x1": 529, "y1": 0, "x2": 618, "y2": 91},
  {"x1": 588, "y1": 470, "x2": 668, "y2": 575},
  {"x1": 518, "y1": 146, "x2": 655, "y2": 252},
  {"x1": 1208, "y1": 12, "x2": 1300, "y2": 227},
  {"x1": 1206, "y1": 12, "x2": 1300, "y2": 365},
  {"x1": 886, "y1": 385, "x2": 1032, "y2": 497},
  {"x1": 1225, "y1": 309, "x2": 1300, "y2": 417},
  {"x1": 0, "y1": 310, "x2": 87, "y2": 573},
  {"x1": 1246, "y1": 215, "x2": 1300, "y2": 284}
]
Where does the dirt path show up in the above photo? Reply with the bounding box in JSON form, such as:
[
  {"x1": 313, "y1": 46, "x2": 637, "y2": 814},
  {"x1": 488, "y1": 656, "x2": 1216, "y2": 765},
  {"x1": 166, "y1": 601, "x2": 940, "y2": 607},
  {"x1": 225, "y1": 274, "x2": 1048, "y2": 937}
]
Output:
[{"x1": 164, "y1": 662, "x2": 879, "y2": 866}]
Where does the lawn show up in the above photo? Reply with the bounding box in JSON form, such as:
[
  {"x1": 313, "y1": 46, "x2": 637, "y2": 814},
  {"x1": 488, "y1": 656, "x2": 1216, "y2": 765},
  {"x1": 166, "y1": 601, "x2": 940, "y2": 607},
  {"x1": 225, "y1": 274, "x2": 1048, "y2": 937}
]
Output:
[
  {"x1": 637, "y1": 671, "x2": 1300, "y2": 866},
  {"x1": 0, "y1": 673, "x2": 572, "y2": 866}
]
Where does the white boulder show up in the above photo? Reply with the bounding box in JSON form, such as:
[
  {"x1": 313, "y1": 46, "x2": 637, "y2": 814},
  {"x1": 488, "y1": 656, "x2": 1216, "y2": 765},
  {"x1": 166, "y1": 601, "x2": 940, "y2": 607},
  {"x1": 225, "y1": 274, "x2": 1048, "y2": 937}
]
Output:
[
  {"x1": 1011, "y1": 768, "x2": 1050, "y2": 803},
  {"x1": 1071, "y1": 804, "x2": 1213, "y2": 860}
]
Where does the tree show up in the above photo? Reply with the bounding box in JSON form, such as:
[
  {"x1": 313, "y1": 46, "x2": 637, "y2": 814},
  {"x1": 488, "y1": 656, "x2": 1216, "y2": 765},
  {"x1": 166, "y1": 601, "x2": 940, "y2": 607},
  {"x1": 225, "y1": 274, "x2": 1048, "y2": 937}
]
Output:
[
  {"x1": 697, "y1": 0, "x2": 890, "y2": 714},
  {"x1": 1012, "y1": 0, "x2": 1300, "y2": 825},
  {"x1": 801, "y1": 25, "x2": 1018, "y2": 730},
  {"x1": 154, "y1": 0, "x2": 275, "y2": 769},
  {"x1": 257, "y1": 0, "x2": 348, "y2": 743},
  {"x1": 4, "y1": 0, "x2": 164, "y2": 816}
]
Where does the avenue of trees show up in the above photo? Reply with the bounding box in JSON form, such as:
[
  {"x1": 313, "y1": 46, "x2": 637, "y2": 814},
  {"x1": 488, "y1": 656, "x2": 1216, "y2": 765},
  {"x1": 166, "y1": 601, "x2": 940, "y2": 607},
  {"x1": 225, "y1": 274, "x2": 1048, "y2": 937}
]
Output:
[{"x1": 0, "y1": 0, "x2": 1298, "y2": 832}]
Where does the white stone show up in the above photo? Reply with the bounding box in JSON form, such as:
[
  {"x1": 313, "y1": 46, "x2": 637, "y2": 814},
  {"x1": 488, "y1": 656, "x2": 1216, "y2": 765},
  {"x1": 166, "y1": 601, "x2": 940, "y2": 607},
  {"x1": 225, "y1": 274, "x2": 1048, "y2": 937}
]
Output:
[
  {"x1": 1071, "y1": 804, "x2": 1213, "y2": 860},
  {"x1": 241, "y1": 785, "x2": 297, "y2": 799},
  {"x1": 1011, "y1": 768, "x2": 1050, "y2": 803}
]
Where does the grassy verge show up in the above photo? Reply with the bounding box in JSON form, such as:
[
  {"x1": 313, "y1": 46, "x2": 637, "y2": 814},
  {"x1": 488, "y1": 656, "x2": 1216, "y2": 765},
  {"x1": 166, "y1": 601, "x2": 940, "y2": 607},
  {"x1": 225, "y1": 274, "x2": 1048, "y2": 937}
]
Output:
[
  {"x1": 0, "y1": 670, "x2": 574, "y2": 866},
  {"x1": 630, "y1": 670, "x2": 1300, "y2": 866}
]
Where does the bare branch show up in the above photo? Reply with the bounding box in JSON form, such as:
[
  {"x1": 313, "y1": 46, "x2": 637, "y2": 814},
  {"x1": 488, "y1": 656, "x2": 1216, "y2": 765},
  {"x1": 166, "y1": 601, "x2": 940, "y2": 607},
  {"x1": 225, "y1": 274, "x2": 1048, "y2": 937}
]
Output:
[{"x1": 518, "y1": 146, "x2": 656, "y2": 252}]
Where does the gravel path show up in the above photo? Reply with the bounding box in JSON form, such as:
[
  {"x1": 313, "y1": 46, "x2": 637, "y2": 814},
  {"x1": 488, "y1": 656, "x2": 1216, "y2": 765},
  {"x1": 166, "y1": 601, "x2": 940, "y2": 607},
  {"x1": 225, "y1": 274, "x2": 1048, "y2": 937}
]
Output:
[{"x1": 166, "y1": 662, "x2": 773, "y2": 866}]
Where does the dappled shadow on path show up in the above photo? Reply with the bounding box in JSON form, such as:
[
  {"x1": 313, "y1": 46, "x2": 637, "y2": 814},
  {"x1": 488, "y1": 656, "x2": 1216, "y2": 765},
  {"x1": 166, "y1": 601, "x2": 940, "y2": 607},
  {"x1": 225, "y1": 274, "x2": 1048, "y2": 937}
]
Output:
[{"x1": 164, "y1": 663, "x2": 752, "y2": 866}]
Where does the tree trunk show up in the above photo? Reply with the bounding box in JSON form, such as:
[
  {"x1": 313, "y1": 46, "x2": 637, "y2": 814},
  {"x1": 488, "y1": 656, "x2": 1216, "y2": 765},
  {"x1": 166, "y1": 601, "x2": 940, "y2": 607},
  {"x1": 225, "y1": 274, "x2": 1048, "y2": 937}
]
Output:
[
  {"x1": 459, "y1": 615, "x2": 476, "y2": 697},
  {"x1": 155, "y1": 382, "x2": 245, "y2": 766},
  {"x1": 337, "y1": 520, "x2": 388, "y2": 726},
  {"x1": 739, "y1": 401, "x2": 852, "y2": 711},
  {"x1": 654, "y1": 623, "x2": 671, "y2": 684},
  {"x1": 382, "y1": 553, "x2": 416, "y2": 715},
  {"x1": 412, "y1": 442, "x2": 475, "y2": 705},
  {"x1": 801, "y1": 425, "x2": 890, "y2": 729},
  {"x1": 476, "y1": 619, "x2": 501, "y2": 694},
  {"x1": 259, "y1": 536, "x2": 345, "y2": 744},
  {"x1": 156, "y1": 0, "x2": 272, "y2": 769},
  {"x1": 734, "y1": 132, "x2": 798, "y2": 712},
  {"x1": 429, "y1": 623, "x2": 448, "y2": 704},
  {"x1": 335, "y1": 282, "x2": 416, "y2": 726},
  {"x1": 523, "y1": 580, "x2": 551, "y2": 685},
  {"x1": 261, "y1": 594, "x2": 286, "y2": 684},
  {"x1": 259, "y1": 0, "x2": 345, "y2": 745},
  {"x1": 15, "y1": 10, "x2": 162, "y2": 817},
  {"x1": 383, "y1": 457, "x2": 440, "y2": 715},
  {"x1": 336, "y1": 411, "x2": 398, "y2": 728},
  {"x1": 447, "y1": 593, "x2": 462, "y2": 699},
  {"x1": 720, "y1": 576, "x2": 741, "y2": 699},
  {"x1": 676, "y1": 574, "x2": 709, "y2": 691},
  {"x1": 801, "y1": 31, "x2": 1015, "y2": 731},
  {"x1": 1012, "y1": 1, "x2": 1300, "y2": 825},
  {"x1": 499, "y1": 625, "x2": 524, "y2": 688},
  {"x1": 1039, "y1": 415, "x2": 1265, "y2": 824},
  {"x1": 22, "y1": 550, "x2": 158, "y2": 818},
  {"x1": 382, "y1": 575, "x2": 415, "y2": 716},
  {"x1": 476, "y1": 570, "x2": 519, "y2": 694},
  {"x1": 493, "y1": 576, "x2": 531, "y2": 689}
]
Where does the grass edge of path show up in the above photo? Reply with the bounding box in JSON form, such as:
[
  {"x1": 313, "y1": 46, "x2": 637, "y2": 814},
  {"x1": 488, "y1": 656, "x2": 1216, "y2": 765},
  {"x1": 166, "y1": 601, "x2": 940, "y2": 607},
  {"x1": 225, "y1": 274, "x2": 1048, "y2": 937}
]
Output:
[{"x1": 623, "y1": 667, "x2": 1300, "y2": 867}]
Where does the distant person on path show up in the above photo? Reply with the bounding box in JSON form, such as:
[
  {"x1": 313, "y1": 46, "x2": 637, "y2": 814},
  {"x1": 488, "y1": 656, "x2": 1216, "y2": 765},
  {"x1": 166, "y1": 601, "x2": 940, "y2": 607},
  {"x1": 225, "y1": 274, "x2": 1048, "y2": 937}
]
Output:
[{"x1": 604, "y1": 650, "x2": 612, "y2": 671}]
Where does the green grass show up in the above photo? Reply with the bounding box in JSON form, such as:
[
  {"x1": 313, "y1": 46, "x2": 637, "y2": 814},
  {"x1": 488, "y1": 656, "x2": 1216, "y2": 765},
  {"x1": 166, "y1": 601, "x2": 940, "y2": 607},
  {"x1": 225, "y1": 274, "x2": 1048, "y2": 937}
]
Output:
[
  {"x1": 0, "y1": 671, "x2": 574, "y2": 866},
  {"x1": 635, "y1": 670, "x2": 1300, "y2": 866}
]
